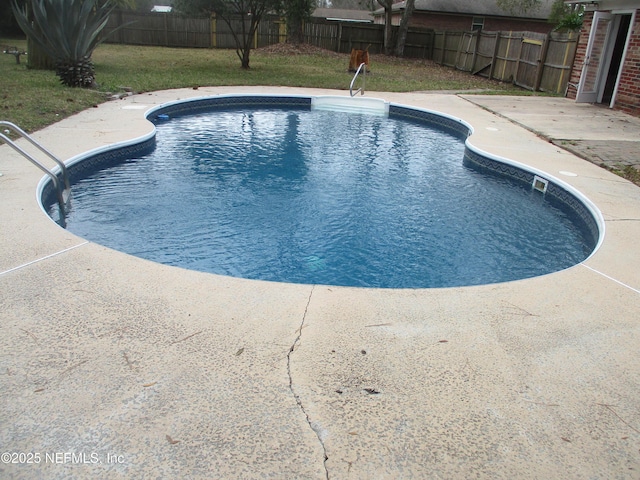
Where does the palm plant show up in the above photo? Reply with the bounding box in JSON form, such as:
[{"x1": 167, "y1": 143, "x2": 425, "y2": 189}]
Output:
[
  {"x1": 550, "y1": 1, "x2": 584, "y2": 32},
  {"x1": 11, "y1": 0, "x2": 116, "y2": 87}
]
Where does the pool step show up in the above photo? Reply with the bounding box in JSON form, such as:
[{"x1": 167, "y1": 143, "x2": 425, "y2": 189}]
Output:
[{"x1": 311, "y1": 96, "x2": 389, "y2": 117}]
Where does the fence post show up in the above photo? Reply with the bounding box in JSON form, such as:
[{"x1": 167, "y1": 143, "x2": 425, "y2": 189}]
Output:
[
  {"x1": 489, "y1": 31, "x2": 500, "y2": 80},
  {"x1": 514, "y1": 34, "x2": 524, "y2": 85},
  {"x1": 470, "y1": 28, "x2": 481, "y2": 73},
  {"x1": 424, "y1": 30, "x2": 433, "y2": 59},
  {"x1": 211, "y1": 14, "x2": 217, "y2": 48},
  {"x1": 440, "y1": 31, "x2": 446, "y2": 65},
  {"x1": 455, "y1": 32, "x2": 463, "y2": 69},
  {"x1": 279, "y1": 18, "x2": 287, "y2": 44},
  {"x1": 163, "y1": 12, "x2": 169, "y2": 47},
  {"x1": 499, "y1": 31, "x2": 514, "y2": 80},
  {"x1": 557, "y1": 32, "x2": 577, "y2": 94},
  {"x1": 534, "y1": 34, "x2": 550, "y2": 91},
  {"x1": 116, "y1": 10, "x2": 124, "y2": 44}
]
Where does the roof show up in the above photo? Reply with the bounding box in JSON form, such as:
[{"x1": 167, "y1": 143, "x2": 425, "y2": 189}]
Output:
[
  {"x1": 313, "y1": 8, "x2": 374, "y2": 22},
  {"x1": 375, "y1": 0, "x2": 555, "y2": 19},
  {"x1": 565, "y1": 0, "x2": 640, "y2": 6}
]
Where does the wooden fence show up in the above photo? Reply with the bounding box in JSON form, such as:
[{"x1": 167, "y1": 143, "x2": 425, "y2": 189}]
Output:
[
  {"x1": 432, "y1": 29, "x2": 578, "y2": 93},
  {"x1": 104, "y1": 11, "x2": 578, "y2": 94},
  {"x1": 108, "y1": 10, "x2": 212, "y2": 48}
]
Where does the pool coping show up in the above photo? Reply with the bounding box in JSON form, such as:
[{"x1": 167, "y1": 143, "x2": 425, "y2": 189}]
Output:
[{"x1": 1, "y1": 87, "x2": 639, "y2": 479}]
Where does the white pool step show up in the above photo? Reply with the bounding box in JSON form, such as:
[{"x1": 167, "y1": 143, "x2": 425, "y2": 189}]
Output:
[{"x1": 311, "y1": 96, "x2": 389, "y2": 116}]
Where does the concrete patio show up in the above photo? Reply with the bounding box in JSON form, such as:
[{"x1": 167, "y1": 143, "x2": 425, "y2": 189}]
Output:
[{"x1": 1, "y1": 88, "x2": 639, "y2": 479}]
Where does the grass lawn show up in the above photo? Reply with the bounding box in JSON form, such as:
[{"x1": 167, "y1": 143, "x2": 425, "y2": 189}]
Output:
[{"x1": 1, "y1": 38, "x2": 523, "y2": 133}]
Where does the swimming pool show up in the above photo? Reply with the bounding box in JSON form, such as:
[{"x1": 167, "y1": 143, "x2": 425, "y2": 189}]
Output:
[{"x1": 43, "y1": 95, "x2": 601, "y2": 288}]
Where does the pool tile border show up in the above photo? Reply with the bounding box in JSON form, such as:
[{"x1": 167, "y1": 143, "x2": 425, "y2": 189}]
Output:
[{"x1": 462, "y1": 148, "x2": 600, "y2": 250}]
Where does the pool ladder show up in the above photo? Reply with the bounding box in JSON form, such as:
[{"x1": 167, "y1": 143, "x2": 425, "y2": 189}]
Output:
[
  {"x1": 0, "y1": 121, "x2": 70, "y2": 215},
  {"x1": 349, "y1": 62, "x2": 367, "y2": 97}
]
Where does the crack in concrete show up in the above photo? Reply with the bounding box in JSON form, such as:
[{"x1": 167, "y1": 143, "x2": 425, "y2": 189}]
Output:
[{"x1": 286, "y1": 285, "x2": 329, "y2": 479}]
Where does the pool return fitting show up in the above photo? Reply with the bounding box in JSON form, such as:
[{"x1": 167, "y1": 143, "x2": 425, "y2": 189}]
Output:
[{"x1": 0, "y1": 120, "x2": 71, "y2": 215}]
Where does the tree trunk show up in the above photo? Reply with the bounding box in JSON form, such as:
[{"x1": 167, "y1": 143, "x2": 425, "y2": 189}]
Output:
[
  {"x1": 240, "y1": 17, "x2": 261, "y2": 69},
  {"x1": 27, "y1": 36, "x2": 55, "y2": 70},
  {"x1": 383, "y1": 2, "x2": 393, "y2": 55},
  {"x1": 394, "y1": 0, "x2": 415, "y2": 56},
  {"x1": 227, "y1": 14, "x2": 253, "y2": 69},
  {"x1": 241, "y1": 48, "x2": 251, "y2": 69},
  {"x1": 286, "y1": 19, "x2": 305, "y2": 44}
]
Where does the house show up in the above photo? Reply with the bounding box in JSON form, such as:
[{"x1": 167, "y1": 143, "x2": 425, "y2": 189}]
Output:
[
  {"x1": 565, "y1": 0, "x2": 640, "y2": 116},
  {"x1": 373, "y1": 0, "x2": 556, "y2": 34}
]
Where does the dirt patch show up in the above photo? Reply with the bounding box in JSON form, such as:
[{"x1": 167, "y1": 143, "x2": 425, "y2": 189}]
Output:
[{"x1": 258, "y1": 43, "x2": 343, "y2": 58}]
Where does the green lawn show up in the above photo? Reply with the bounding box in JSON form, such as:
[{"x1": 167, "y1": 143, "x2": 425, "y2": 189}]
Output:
[{"x1": 1, "y1": 38, "x2": 522, "y2": 133}]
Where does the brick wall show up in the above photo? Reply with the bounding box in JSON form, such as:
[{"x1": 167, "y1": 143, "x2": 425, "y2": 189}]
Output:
[
  {"x1": 616, "y1": 13, "x2": 640, "y2": 115},
  {"x1": 567, "y1": 10, "x2": 640, "y2": 117},
  {"x1": 483, "y1": 17, "x2": 554, "y2": 33}
]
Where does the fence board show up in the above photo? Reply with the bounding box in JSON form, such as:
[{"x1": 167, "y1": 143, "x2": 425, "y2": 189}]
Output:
[
  {"x1": 396, "y1": 28, "x2": 434, "y2": 59},
  {"x1": 492, "y1": 32, "x2": 522, "y2": 83},
  {"x1": 105, "y1": 11, "x2": 211, "y2": 47},
  {"x1": 167, "y1": 16, "x2": 211, "y2": 47},
  {"x1": 515, "y1": 38, "x2": 543, "y2": 90},
  {"x1": 539, "y1": 31, "x2": 578, "y2": 93},
  {"x1": 257, "y1": 16, "x2": 283, "y2": 48},
  {"x1": 212, "y1": 18, "x2": 234, "y2": 49},
  {"x1": 338, "y1": 23, "x2": 384, "y2": 54},
  {"x1": 304, "y1": 21, "x2": 339, "y2": 51},
  {"x1": 455, "y1": 31, "x2": 476, "y2": 71},
  {"x1": 433, "y1": 31, "x2": 465, "y2": 67},
  {"x1": 474, "y1": 31, "x2": 498, "y2": 75}
]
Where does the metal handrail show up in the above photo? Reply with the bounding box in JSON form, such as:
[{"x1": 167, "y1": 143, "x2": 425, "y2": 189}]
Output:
[
  {"x1": 0, "y1": 121, "x2": 70, "y2": 214},
  {"x1": 0, "y1": 121, "x2": 70, "y2": 191},
  {"x1": 349, "y1": 62, "x2": 367, "y2": 97}
]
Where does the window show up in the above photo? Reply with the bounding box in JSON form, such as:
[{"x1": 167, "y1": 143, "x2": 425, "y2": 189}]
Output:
[{"x1": 472, "y1": 17, "x2": 484, "y2": 31}]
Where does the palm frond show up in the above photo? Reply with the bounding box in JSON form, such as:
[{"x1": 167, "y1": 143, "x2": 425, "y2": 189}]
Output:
[{"x1": 11, "y1": 0, "x2": 118, "y2": 87}]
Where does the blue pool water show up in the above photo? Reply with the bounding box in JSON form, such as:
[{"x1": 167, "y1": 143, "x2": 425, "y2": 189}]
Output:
[{"x1": 57, "y1": 104, "x2": 596, "y2": 288}]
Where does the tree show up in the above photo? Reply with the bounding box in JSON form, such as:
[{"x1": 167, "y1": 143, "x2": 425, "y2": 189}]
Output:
[
  {"x1": 283, "y1": 0, "x2": 315, "y2": 44},
  {"x1": 375, "y1": 0, "x2": 393, "y2": 55},
  {"x1": 174, "y1": 0, "x2": 280, "y2": 69},
  {"x1": 393, "y1": 0, "x2": 414, "y2": 56},
  {"x1": 11, "y1": 0, "x2": 117, "y2": 87},
  {"x1": 5, "y1": 0, "x2": 55, "y2": 70},
  {"x1": 496, "y1": 0, "x2": 583, "y2": 32},
  {"x1": 549, "y1": 0, "x2": 583, "y2": 32}
]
